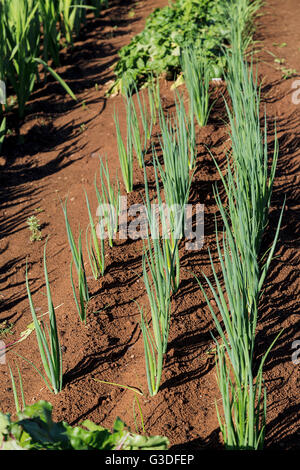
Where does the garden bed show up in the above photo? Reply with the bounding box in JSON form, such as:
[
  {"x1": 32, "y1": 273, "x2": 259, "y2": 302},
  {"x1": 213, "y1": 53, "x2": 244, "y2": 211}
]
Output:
[{"x1": 0, "y1": 0, "x2": 299, "y2": 450}]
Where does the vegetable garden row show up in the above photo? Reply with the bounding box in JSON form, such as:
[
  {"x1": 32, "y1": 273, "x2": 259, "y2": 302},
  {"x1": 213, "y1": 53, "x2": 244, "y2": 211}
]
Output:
[{"x1": 0, "y1": 0, "x2": 289, "y2": 451}]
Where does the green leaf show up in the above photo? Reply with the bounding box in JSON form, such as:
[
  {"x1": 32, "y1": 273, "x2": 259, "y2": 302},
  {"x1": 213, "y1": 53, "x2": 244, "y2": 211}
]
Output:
[
  {"x1": 0, "y1": 401, "x2": 169, "y2": 450},
  {"x1": 34, "y1": 58, "x2": 77, "y2": 101}
]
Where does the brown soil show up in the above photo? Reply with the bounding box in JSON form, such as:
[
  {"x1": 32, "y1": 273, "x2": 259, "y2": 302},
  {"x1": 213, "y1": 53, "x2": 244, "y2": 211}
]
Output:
[{"x1": 0, "y1": 0, "x2": 299, "y2": 450}]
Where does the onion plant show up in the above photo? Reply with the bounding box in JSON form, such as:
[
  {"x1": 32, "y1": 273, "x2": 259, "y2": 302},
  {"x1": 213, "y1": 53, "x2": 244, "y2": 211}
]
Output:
[
  {"x1": 197, "y1": 46, "x2": 285, "y2": 449},
  {"x1": 221, "y1": 0, "x2": 262, "y2": 55},
  {"x1": 62, "y1": 200, "x2": 90, "y2": 323},
  {"x1": 114, "y1": 106, "x2": 133, "y2": 193},
  {"x1": 186, "y1": 99, "x2": 196, "y2": 171},
  {"x1": 3, "y1": 0, "x2": 40, "y2": 119},
  {"x1": 127, "y1": 92, "x2": 144, "y2": 169},
  {"x1": 181, "y1": 47, "x2": 214, "y2": 127},
  {"x1": 143, "y1": 156, "x2": 180, "y2": 294},
  {"x1": 8, "y1": 363, "x2": 26, "y2": 413},
  {"x1": 94, "y1": 157, "x2": 120, "y2": 247},
  {"x1": 0, "y1": 118, "x2": 5, "y2": 153},
  {"x1": 90, "y1": 0, "x2": 108, "y2": 17},
  {"x1": 125, "y1": 85, "x2": 153, "y2": 168},
  {"x1": 157, "y1": 100, "x2": 194, "y2": 237},
  {"x1": 0, "y1": 0, "x2": 76, "y2": 118},
  {"x1": 25, "y1": 242, "x2": 63, "y2": 394},
  {"x1": 0, "y1": 0, "x2": 111, "y2": 119},
  {"x1": 135, "y1": 85, "x2": 153, "y2": 154},
  {"x1": 85, "y1": 190, "x2": 105, "y2": 279},
  {"x1": 0, "y1": 4, "x2": 5, "y2": 84},
  {"x1": 58, "y1": 0, "x2": 92, "y2": 47},
  {"x1": 140, "y1": 235, "x2": 172, "y2": 397}
]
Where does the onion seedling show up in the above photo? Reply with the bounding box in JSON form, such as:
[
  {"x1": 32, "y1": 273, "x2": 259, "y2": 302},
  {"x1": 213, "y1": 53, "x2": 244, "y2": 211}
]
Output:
[
  {"x1": 147, "y1": 75, "x2": 160, "y2": 126},
  {"x1": 0, "y1": 118, "x2": 6, "y2": 153},
  {"x1": 181, "y1": 47, "x2": 214, "y2": 127},
  {"x1": 140, "y1": 235, "x2": 172, "y2": 396},
  {"x1": 196, "y1": 46, "x2": 285, "y2": 449},
  {"x1": 174, "y1": 93, "x2": 196, "y2": 171},
  {"x1": 25, "y1": 241, "x2": 63, "y2": 394},
  {"x1": 157, "y1": 101, "x2": 194, "y2": 240},
  {"x1": 143, "y1": 156, "x2": 181, "y2": 293},
  {"x1": 114, "y1": 106, "x2": 133, "y2": 193},
  {"x1": 85, "y1": 190, "x2": 105, "y2": 279},
  {"x1": 94, "y1": 157, "x2": 120, "y2": 247},
  {"x1": 224, "y1": 53, "x2": 279, "y2": 261},
  {"x1": 58, "y1": 0, "x2": 93, "y2": 47},
  {"x1": 127, "y1": 92, "x2": 144, "y2": 169},
  {"x1": 134, "y1": 84, "x2": 153, "y2": 153},
  {"x1": 38, "y1": 0, "x2": 60, "y2": 66}
]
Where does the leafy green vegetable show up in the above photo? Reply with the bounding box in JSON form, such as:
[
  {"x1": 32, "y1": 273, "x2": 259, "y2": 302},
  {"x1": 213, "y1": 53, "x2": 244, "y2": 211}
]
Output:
[{"x1": 0, "y1": 401, "x2": 169, "y2": 450}]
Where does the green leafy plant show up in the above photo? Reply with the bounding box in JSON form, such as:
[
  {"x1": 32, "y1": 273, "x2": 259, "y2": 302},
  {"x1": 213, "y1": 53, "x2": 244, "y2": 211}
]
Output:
[
  {"x1": 26, "y1": 215, "x2": 42, "y2": 242},
  {"x1": 0, "y1": 401, "x2": 169, "y2": 450},
  {"x1": 281, "y1": 67, "x2": 297, "y2": 80}
]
